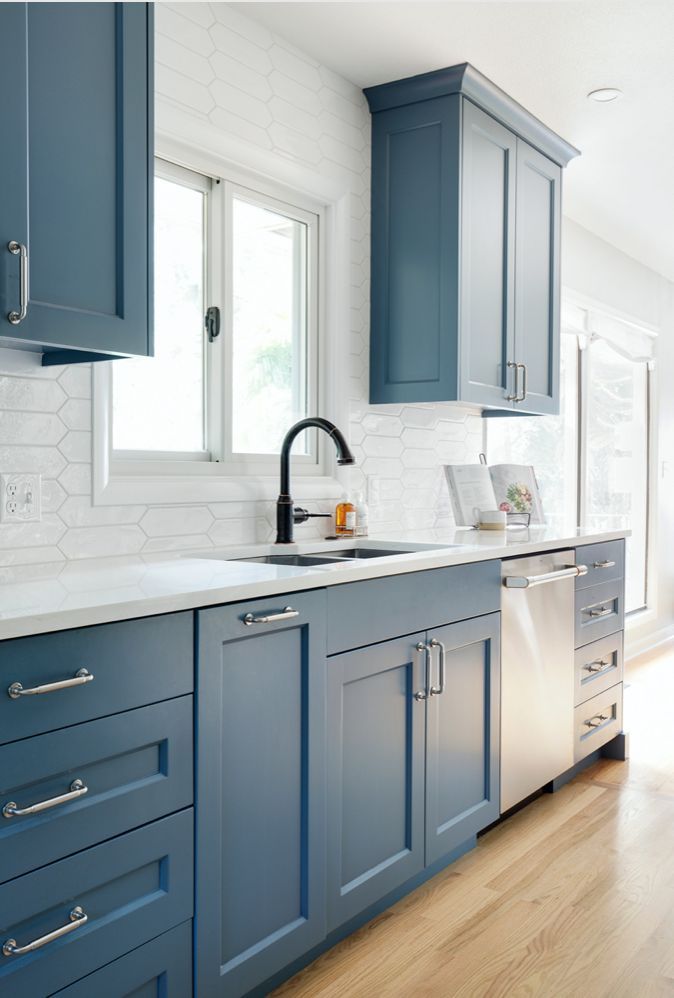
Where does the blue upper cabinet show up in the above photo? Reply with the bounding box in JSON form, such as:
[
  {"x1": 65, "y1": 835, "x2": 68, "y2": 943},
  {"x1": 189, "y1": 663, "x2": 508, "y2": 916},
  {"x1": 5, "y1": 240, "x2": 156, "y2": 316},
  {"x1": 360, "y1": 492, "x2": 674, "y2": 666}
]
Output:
[
  {"x1": 365, "y1": 63, "x2": 578, "y2": 414},
  {"x1": 0, "y1": 3, "x2": 153, "y2": 364}
]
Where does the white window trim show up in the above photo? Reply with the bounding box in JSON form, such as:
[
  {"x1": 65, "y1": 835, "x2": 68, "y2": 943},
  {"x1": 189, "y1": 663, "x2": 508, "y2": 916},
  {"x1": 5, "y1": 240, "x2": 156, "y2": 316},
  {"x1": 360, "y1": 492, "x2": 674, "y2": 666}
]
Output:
[{"x1": 93, "y1": 102, "x2": 352, "y2": 505}]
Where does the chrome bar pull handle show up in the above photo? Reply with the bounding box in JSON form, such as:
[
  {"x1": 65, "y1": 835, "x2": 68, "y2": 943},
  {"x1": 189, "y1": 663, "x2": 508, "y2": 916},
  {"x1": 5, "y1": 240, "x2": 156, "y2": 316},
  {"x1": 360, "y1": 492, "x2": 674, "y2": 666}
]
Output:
[
  {"x1": 505, "y1": 361, "x2": 520, "y2": 402},
  {"x1": 414, "y1": 642, "x2": 431, "y2": 701},
  {"x1": 242, "y1": 607, "x2": 299, "y2": 626},
  {"x1": 3, "y1": 779, "x2": 88, "y2": 819},
  {"x1": 429, "y1": 638, "x2": 446, "y2": 696},
  {"x1": 588, "y1": 606, "x2": 612, "y2": 618},
  {"x1": 517, "y1": 363, "x2": 528, "y2": 402},
  {"x1": 593, "y1": 560, "x2": 616, "y2": 570},
  {"x1": 3, "y1": 907, "x2": 87, "y2": 957},
  {"x1": 585, "y1": 713, "x2": 609, "y2": 729},
  {"x1": 504, "y1": 565, "x2": 587, "y2": 589},
  {"x1": 7, "y1": 241, "x2": 28, "y2": 325},
  {"x1": 8, "y1": 668, "x2": 93, "y2": 700},
  {"x1": 584, "y1": 659, "x2": 612, "y2": 674}
]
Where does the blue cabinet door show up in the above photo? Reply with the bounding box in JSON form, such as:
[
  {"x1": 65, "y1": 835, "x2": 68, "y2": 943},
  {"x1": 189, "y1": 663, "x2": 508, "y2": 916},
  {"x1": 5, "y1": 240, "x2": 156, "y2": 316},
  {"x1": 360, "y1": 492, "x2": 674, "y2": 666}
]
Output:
[
  {"x1": 0, "y1": 3, "x2": 152, "y2": 361},
  {"x1": 370, "y1": 96, "x2": 461, "y2": 403},
  {"x1": 425, "y1": 613, "x2": 501, "y2": 865},
  {"x1": 513, "y1": 140, "x2": 561, "y2": 415},
  {"x1": 326, "y1": 633, "x2": 427, "y2": 930},
  {"x1": 459, "y1": 101, "x2": 517, "y2": 408},
  {"x1": 195, "y1": 591, "x2": 327, "y2": 998}
]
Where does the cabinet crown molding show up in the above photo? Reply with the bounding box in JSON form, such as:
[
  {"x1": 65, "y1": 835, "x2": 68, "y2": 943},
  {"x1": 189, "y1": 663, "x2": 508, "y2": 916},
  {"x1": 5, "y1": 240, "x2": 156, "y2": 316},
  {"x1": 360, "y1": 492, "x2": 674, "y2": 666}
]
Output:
[{"x1": 364, "y1": 61, "x2": 580, "y2": 167}]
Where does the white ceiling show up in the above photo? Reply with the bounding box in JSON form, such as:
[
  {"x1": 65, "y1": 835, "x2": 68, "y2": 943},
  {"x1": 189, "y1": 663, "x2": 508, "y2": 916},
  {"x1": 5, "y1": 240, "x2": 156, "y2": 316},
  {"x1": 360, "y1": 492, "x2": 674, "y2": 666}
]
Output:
[{"x1": 232, "y1": 1, "x2": 674, "y2": 282}]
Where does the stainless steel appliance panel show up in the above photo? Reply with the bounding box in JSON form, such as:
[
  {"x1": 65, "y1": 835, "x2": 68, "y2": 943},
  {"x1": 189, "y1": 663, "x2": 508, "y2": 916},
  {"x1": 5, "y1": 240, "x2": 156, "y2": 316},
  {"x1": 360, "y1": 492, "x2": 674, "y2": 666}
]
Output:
[{"x1": 501, "y1": 550, "x2": 576, "y2": 811}]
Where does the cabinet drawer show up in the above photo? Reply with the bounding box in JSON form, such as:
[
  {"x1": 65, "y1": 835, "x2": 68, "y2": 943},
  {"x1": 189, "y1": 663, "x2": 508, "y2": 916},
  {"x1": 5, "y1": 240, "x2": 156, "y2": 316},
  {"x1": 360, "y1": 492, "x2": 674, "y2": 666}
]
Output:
[
  {"x1": 0, "y1": 697, "x2": 193, "y2": 884},
  {"x1": 0, "y1": 809, "x2": 193, "y2": 998},
  {"x1": 576, "y1": 540, "x2": 624, "y2": 590},
  {"x1": 574, "y1": 684, "x2": 623, "y2": 763},
  {"x1": 51, "y1": 920, "x2": 192, "y2": 997},
  {"x1": 0, "y1": 613, "x2": 193, "y2": 746},
  {"x1": 575, "y1": 580, "x2": 624, "y2": 647},
  {"x1": 326, "y1": 560, "x2": 501, "y2": 655},
  {"x1": 574, "y1": 633, "x2": 623, "y2": 707}
]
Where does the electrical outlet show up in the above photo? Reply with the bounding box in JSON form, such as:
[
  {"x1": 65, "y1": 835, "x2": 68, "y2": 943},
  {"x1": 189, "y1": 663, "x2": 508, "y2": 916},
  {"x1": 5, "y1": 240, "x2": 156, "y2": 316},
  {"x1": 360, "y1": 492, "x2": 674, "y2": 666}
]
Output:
[{"x1": 0, "y1": 473, "x2": 41, "y2": 524}]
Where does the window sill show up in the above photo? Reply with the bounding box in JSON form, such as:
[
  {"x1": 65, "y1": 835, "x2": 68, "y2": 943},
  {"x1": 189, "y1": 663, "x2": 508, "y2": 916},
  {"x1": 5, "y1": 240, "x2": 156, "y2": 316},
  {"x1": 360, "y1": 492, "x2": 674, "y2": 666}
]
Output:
[{"x1": 93, "y1": 469, "x2": 344, "y2": 506}]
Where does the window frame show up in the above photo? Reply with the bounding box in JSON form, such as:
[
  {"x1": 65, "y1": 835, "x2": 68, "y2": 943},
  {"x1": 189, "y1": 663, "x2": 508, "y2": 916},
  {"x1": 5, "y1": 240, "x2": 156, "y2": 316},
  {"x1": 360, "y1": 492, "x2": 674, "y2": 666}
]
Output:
[
  {"x1": 485, "y1": 291, "x2": 657, "y2": 617},
  {"x1": 93, "y1": 121, "x2": 351, "y2": 507}
]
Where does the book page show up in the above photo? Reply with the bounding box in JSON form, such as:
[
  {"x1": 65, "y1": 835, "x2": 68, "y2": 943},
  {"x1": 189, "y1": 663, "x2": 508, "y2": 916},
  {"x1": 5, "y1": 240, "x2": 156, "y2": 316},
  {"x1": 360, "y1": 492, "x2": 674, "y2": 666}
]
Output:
[
  {"x1": 444, "y1": 465, "x2": 497, "y2": 526},
  {"x1": 489, "y1": 464, "x2": 545, "y2": 524}
]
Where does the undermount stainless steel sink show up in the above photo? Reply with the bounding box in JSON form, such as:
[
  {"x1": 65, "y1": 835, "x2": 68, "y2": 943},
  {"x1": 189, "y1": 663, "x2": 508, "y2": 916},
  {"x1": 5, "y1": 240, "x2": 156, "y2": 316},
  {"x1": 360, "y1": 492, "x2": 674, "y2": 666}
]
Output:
[
  {"x1": 234, "y1": 547, "x2": 425, "y2": 566},
  {"x1": 319, "y1": 547, "x2": 418, "y2": 559},
  {"x1": 233, "y1": 554, "x2": 346, "y2": 567}
]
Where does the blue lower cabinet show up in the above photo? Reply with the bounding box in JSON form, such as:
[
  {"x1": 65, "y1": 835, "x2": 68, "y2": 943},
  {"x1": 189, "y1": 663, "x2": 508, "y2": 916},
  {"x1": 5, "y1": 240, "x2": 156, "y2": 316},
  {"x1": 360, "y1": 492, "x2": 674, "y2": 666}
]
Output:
[
  {"x1": 50, "y1": 921, "x2": 193, "y2": 997},
  {"x1": 425, "y1": 614, "x2": 501, "y2": 865},
  {"x1": 0, "y1": 809, "x2": 193, "y2": 997},
  {"x1": 196, "y1": 591, "x2": 327, "y2": 998},
  {"x1": 326, "y1": 633, "x2": 427, "y2": 930},
  {"x1": 0, "y1": 696, "x2": 193, "y2": 883}
]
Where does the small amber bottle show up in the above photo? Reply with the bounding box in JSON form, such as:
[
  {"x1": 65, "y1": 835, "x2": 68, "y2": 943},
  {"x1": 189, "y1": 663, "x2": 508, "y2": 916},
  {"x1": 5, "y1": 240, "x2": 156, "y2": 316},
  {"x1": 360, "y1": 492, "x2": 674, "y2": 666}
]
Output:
[{"x1": 335, "y1": 494, "x2": 356, "y2": 536}]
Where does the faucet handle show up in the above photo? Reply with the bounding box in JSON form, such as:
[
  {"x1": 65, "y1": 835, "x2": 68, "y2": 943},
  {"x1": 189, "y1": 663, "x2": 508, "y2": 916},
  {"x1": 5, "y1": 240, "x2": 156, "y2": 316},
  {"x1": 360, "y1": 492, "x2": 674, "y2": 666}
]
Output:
[{"x1": 293, "y1": 507, "x2": 332, "y2": 524}]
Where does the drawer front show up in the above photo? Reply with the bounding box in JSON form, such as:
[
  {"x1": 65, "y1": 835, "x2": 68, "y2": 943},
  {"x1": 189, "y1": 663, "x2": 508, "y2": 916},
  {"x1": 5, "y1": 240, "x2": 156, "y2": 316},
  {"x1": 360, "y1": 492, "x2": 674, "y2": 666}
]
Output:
[
  {"x1": 575, "y1": 580, "x2": 624, "y2": 647},
  {"x1": 574, "y1": 633, "x2": 623, "y2": 707},
  {"x1": 0, "y1": 613, "x2": 193, "y2": 746},
  {"x1": 51, "y1": 920, "x2": 192, "y2": 997},
  {"x1": 574, "y1": 683, "x2": 623, "y2": 763},
  {"x1": 326, "y1": 560, "x2": 501, "y2": 655},
  {"x1": 0, "y1": 696, "x2": 193, "y2": 884},
  {"x1": 0, "y1": 809, "x2": 193, "y2": 998},
  {"x1": 576, "y1": 540, "x2": 624, "y2": 590}
]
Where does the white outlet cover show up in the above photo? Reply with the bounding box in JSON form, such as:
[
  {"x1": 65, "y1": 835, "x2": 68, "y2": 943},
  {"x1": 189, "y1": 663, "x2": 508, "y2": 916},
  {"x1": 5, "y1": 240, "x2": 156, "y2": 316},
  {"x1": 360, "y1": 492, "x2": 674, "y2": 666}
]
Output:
[{"x1": 0, "y1": 473, "x2": 42, "y2": 524}]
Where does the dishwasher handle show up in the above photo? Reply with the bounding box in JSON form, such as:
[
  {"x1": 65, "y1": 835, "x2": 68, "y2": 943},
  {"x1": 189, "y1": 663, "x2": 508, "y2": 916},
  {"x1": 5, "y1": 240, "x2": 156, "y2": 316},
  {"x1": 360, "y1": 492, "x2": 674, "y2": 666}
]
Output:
[{"x1": 503, "y1": 564, "x2": 588, "y2": 589}]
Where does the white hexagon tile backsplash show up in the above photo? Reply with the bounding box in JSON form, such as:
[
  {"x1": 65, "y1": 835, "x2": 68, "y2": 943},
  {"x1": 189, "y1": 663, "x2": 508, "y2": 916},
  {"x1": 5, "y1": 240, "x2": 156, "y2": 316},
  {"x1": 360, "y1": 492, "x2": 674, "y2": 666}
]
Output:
[{"x1": 0, "y1": 3, "x2": 483, "y2": 578}]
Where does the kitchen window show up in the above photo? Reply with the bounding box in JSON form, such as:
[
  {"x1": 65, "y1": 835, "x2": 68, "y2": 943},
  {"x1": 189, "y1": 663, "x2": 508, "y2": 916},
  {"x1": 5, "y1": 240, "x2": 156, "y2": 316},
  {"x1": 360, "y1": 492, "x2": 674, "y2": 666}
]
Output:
[
  {"x1": 487, "y1": 299, "x2": 655, "y2": 614},
  {"x1": 110, "y1": 158, "x2": 321, "y2": 477}
]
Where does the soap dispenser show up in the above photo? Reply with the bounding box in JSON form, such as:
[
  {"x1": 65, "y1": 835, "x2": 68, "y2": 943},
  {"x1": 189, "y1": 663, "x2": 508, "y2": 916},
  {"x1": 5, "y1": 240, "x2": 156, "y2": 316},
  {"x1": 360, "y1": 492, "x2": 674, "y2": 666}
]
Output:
[{"x1": 335, "y1": 493, "x2": 356, "y2": 536}]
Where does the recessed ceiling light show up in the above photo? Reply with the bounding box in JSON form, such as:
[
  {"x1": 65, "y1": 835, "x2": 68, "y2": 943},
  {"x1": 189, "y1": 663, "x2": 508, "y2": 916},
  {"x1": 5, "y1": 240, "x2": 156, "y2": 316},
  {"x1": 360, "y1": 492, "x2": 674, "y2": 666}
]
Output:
[{"x1": 587, "y1": 88, "x2": 623, "y2": 103}]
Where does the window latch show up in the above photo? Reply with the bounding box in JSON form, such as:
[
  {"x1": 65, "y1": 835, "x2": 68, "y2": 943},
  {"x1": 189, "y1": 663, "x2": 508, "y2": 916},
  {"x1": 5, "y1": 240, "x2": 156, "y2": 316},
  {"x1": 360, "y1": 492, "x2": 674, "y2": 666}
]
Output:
[{"x1": 205, "y1": 306, "x2": 221, "y2": 342}]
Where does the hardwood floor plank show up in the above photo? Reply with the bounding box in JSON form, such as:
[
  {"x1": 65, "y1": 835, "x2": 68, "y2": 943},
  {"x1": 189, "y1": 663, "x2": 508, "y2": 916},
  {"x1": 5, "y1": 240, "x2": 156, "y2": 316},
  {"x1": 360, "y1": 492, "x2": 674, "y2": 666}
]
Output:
[{"x1": 270, "y1": 650, "x2": 674, "y2": 997}]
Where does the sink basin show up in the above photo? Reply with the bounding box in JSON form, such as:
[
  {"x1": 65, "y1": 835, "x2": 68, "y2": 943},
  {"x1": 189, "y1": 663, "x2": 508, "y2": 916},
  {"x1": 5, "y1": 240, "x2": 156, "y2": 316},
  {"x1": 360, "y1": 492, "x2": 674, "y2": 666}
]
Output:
[
  {"x1": 233, "y1": 554, "x2": 346, "y2": 567},
  {"x1": 318, "y1": 547, "x2": 418, "y2": 559}
]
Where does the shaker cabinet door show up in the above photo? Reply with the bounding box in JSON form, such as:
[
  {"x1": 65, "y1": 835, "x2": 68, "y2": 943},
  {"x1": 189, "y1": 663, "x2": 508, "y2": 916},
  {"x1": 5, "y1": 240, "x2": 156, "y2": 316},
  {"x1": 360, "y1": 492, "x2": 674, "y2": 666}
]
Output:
[
  {"x1": 0, "y1": 3, "x2": 152, "y2": 360},
  {"x1": 513, "y1": 139, "x2": 561, "y2": 414},
  {"x1": 459, "y1": 101, "x2": 517, "y2": 408},
  {"x1": 425, "y1": 613, "x2": 501, "y2": 865},
  {"x1": 196, "y1": 591, "x2": 327, "y2": 998},
  {"x1": 327, "y1": 634, "x2": 427, "y2": 930}
]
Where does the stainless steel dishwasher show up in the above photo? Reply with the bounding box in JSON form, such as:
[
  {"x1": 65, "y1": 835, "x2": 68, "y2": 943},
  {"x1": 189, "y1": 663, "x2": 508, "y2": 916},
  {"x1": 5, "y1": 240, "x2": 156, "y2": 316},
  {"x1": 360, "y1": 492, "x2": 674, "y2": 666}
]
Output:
[{"x1": 500, "y1": 551, "x2": 588, "y2": 812}]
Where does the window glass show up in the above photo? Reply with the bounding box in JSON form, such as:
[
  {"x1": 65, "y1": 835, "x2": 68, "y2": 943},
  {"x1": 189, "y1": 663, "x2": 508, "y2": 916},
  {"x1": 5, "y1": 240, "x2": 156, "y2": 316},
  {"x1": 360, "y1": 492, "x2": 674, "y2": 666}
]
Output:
[
  {"x1": 586, "y1": 340, "x2": 649, "y2": 611},
  {"x1": 230, "y1": 195, "x2": 310, "y2": 456},
  {"x1": 113, "y1": 172, "x2": 207, "y2": 453}
]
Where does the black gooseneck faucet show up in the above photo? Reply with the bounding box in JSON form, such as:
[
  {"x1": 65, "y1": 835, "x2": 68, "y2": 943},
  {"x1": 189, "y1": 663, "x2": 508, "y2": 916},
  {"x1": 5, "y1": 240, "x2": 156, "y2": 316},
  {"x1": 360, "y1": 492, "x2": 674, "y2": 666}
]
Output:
[{"x1": 276, "y1": 417, "x2": 355, "y2": 544}]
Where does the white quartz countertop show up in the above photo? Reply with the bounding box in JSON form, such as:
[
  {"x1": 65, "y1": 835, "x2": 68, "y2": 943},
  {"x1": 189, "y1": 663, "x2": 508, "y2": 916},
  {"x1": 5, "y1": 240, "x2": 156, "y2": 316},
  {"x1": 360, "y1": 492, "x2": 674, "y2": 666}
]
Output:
[{"x1": 0, "y1": 525, "x2": 629, "y2": 640}]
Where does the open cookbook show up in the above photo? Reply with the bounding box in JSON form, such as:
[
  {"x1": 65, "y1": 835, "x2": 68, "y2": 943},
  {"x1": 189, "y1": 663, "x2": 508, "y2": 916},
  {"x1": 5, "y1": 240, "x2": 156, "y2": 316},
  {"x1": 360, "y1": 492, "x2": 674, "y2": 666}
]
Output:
[{"x1": 444, "y1": 462, "x2": 545, "y2": 527}]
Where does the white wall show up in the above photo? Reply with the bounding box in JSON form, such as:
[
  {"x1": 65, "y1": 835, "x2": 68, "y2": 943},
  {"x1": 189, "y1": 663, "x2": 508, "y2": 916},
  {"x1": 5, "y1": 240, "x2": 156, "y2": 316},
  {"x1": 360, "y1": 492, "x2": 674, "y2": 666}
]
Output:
[
  {"x1": 0, "y1": 2, "x2": 482, "y2": 578},
  {"x1": 562, "y1": 217, "x2": 674, "y2": 657}
]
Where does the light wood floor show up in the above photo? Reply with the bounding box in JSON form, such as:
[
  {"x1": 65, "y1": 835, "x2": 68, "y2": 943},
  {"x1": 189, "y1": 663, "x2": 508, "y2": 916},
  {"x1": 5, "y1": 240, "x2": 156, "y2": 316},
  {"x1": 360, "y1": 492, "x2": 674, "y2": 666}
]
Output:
[{"x1": 272, "y1": 646, "x2": 674, "y2": 997}]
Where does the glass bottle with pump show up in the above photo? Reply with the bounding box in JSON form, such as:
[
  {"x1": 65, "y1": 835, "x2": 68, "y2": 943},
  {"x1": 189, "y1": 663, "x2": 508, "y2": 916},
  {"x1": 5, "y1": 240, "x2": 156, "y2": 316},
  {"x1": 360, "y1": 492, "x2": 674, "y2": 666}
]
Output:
[{"x1": 335, "y1": 494, "x2": 356, "y2": 536}]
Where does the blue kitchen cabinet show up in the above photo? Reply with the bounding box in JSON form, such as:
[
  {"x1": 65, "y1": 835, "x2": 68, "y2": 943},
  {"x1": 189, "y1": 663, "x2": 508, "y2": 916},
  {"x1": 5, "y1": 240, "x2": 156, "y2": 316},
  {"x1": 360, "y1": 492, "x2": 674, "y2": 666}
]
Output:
[
  {"x1": 195, "y1": 591, "x2": 328, "y2": 998},
  {"x1": 365, "y1": 63, "x2": 577, "y2": 414},
  {"x1": 425, "y1": 613, "x2": 500, "y2": 865},
  {"x1": 327, "y1": 611, "x2": 501, "y2": 929},
  {"x1": 326, "y1": 633, "x2": 427, "y2": 929},
  {"x1": 0, "y1": 3, "x2": 153, "y2": 363}
]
